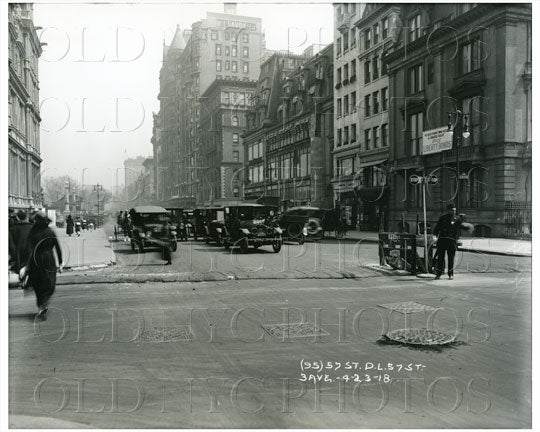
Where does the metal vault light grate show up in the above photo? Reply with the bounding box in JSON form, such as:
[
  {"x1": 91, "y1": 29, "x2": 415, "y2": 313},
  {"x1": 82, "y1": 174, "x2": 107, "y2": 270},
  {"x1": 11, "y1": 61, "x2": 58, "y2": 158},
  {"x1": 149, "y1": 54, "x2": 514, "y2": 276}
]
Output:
[
  {"x1": 139, "y1": 326, "x2": 192, "y2": 342},
  {"x1": 262, "y1": 322, "x2": 330, "y2": 339},
  {"x1": 385, "y1": 328, "x2": 456, "y2": 346},
  {"x1": 378, "y1": 301, "x2": 439, "y2": 314}
]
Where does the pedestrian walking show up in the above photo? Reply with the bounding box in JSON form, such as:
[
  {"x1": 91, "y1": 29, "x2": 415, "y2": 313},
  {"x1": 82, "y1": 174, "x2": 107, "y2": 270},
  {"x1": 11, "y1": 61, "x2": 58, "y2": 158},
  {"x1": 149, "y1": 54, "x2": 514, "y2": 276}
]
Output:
[
  {"x1": 23, "y1": 211, "x2": 63, "y2": 320},
  {"x1": 433, "y1": 203, "x2": 471, "y2": 280},
  {"x1": 159, "y1": 219, "x2": 173, "y2": 265},
  {"x1": 8, "y1": 210, "x2": 33, "y2": 273},
  {"x1": 66, "y1": 214, "x2": 74, "y2": 237},
  {"x1": 75, "y1": 217, "x2": 82, "y2": 237}
]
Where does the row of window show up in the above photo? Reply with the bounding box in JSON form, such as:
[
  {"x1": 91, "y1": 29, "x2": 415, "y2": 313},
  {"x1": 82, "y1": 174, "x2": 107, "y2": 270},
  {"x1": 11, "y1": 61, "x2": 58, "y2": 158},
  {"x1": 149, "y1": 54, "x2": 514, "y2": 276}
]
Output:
[
  {"x1": 215, "y1": 44, "x2": 249, "y2": 58},
  {"x1": 247, "y1": 140, "x2": 263, "y2": 161},
  {"x1": 336, "y1": 59, "x2": 356, "y2": 86},
  {"x1": 336, "y1": 123, "x2": 388, "y2": 150},
  {"x1": 336, "y1": 87, "x2": 388, "y2": 118},
  {"x1": 336, "y1": 15, "x2": 390, "y2": 57},
  {"x1": 206, "y1": 30, "x2": 250, "y2": 43},
  {"x1": 216, "y1": 60, "x2": 249, "y2": 74},
  {"x1": 363, "y1": 17, "x2": 390, "y2": 51},
  {"x1": 405, "y1": 39, "x2": 482, "y2": 95},
  {"x1": 364, "y1": 56, "x2": 387, "y2": 84}
]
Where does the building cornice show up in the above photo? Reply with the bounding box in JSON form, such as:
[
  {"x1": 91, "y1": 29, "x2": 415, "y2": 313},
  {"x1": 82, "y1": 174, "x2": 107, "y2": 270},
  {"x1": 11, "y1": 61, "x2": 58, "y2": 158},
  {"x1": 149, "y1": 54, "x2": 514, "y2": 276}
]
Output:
[{"x1": 385, "y1": 5, "x2": 493, "y2": 66}]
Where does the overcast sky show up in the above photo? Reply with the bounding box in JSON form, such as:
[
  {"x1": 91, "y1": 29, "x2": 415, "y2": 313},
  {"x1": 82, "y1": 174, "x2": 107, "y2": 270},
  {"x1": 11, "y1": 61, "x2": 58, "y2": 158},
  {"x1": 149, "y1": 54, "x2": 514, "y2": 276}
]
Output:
[{"x1": 34, "y1": 2, "x2": 334, "y2": 190}]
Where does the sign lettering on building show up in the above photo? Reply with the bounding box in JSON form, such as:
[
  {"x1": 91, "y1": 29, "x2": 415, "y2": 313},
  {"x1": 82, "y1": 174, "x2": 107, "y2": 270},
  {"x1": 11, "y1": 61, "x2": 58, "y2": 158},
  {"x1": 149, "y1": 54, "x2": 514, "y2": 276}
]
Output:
[
  {"x1": 422, "y1": 127, "x2": 453, "y2": 155},
  {"x1": 217, "y1": 19, "x2": 257, "y2": 31}
]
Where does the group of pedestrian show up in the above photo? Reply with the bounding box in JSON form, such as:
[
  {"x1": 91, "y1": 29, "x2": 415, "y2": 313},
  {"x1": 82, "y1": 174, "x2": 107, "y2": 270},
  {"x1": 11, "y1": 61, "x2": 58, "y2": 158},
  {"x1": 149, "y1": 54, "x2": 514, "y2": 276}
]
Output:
[
  {"x1": 66, "y1": 214, "x2": 94, "y2": 237},
  {"x1": 9, "y1": 209, "x2": 63, "y2": 320}
]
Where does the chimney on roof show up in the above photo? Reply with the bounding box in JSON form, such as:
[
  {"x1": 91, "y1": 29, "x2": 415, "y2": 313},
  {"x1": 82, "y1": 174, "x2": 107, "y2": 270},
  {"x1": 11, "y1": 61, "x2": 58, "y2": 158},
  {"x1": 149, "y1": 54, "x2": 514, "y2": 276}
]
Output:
[{"x1": 224, "y1": 3, "x2": 237, "y2": 14}]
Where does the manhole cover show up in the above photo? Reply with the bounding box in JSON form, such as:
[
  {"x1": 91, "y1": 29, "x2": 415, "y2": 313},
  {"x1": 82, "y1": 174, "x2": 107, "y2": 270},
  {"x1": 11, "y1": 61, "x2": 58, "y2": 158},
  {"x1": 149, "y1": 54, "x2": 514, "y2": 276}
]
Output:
[
  {"x1": 386, "y1": 328, "x2": 456, "y2": 345},
  {"x1": 262, "y1": 322, "x2": 330, "y2": 339},
  {"x1": 379, "y1": 301, "x2": 439, "y2": 314},
  {"x1": 139, "y1": 326, "x2": 192, "y2": 342}
]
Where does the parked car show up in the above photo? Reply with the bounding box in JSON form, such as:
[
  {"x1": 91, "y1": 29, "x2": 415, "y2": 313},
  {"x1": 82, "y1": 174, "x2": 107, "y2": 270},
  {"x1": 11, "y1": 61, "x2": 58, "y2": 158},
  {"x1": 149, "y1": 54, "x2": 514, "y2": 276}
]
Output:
[
  {"x1": 128, "y1": 206, "x2": 177, "y2": 253},
  {"x1": 199, "y1": 207, "x2": 226, "y2": 246},
  {"x1": 278, "y1": 206, "x2": 325, "y2": 244},
  {"x1": 222, "y1": 203, "x2": 282, "y2": 253}
]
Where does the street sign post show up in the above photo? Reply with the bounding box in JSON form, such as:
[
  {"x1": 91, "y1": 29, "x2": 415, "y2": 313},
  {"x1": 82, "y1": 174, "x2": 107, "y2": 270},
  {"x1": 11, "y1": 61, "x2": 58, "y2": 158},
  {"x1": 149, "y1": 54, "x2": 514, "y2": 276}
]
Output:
[
  {"x1": 426, "y1": 174, "x2": 438, "y2": 184},
  {"x1": 409, "y1": 174, "x2": 422, "y2": 185},
  {"x1": 408, "y1": 172, "x2": 435, "y2": 278}
]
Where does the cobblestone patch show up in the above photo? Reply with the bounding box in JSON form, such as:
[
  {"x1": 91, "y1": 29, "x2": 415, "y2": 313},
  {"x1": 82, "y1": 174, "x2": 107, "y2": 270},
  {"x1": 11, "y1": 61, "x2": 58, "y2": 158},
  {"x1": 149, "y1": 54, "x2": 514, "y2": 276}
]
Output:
[
  {"x1": 139, "y1": 326, "x2": 192, "y2": 342},
  {"x1": 262, "y1": 322, "x2": 330, "y2": 339},
  {"x1": 378, "y1": 301, "x2": 439, "y2": 314}
]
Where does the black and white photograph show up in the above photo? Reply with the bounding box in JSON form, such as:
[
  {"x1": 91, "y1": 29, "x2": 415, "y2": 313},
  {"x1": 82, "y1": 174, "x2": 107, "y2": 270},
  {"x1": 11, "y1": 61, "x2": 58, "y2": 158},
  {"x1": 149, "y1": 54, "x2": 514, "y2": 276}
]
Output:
[{"x1": 3, "y1": 1, "x2": 535, "y2": 429}]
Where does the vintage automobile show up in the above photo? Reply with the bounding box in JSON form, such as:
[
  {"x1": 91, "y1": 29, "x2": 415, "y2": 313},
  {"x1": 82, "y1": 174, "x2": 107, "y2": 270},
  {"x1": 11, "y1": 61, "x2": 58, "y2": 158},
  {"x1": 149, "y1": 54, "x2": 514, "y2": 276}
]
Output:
[
  {"x1": 198, "y1": 207, "x2": 227, "y2": 246},
  {"x1": 166, "y1": 207, "x2": 190, "y2": 241},
  {"x1": 221, "y1": 203, "x2": 282, "y2": 253},
  {"x1": 128, "y1": 206, "x2": 177, "y2": 253},
  {"x1": 278, "y1": 206, "x2": 325, "y2": 244}
]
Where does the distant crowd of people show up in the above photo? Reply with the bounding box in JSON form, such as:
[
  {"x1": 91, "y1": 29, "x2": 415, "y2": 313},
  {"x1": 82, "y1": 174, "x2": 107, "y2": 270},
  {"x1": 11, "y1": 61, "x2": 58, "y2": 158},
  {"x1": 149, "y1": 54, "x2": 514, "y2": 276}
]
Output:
[{"x1": 65, "y1": 215, "x2": 94, "y2": 236}]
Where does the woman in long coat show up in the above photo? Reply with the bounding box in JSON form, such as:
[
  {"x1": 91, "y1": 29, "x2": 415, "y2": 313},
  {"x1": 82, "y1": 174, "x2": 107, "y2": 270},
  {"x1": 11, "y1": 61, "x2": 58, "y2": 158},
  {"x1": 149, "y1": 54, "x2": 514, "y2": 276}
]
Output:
[
  {"x1": 26, "y1": 211, "x2": 63, "y2": 319},
  {"x1": 66, "y1": 214, "x2": 74, "y2": 236}
]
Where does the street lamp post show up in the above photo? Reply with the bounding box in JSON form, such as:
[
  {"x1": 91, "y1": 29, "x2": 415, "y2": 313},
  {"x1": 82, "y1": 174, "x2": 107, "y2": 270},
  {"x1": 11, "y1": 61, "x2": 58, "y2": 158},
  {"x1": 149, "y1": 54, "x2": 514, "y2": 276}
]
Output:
[
  {"x1": 94, "y1": 184, "x2": 103, "y2": 227},
  {"x1": 447, "y1": 110, "x2": 470, "y2": 213}
]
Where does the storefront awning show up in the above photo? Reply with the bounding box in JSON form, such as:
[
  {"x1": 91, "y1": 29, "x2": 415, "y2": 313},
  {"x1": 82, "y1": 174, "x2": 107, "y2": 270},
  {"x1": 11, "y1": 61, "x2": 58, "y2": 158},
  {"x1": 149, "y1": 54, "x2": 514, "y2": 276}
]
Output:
[
  {"x1": 354, "y1": 185, "x2": 389, "y2": 201},
  {"x1": 356, "y1": 158, "x2": 388, "y2": 169}
]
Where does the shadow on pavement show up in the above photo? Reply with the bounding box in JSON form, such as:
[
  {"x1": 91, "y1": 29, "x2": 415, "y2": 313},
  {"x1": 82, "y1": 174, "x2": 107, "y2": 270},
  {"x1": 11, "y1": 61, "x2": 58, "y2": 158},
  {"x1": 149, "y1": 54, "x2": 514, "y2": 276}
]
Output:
[{"x1": 9, "y1": 312, "x2": 37, "y2": 322}]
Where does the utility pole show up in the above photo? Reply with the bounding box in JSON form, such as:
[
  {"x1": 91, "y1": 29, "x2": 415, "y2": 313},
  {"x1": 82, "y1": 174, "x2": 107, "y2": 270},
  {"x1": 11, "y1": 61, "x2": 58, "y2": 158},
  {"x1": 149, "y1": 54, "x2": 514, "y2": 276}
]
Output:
[{"x1": 94, "y1": 184, "x2": 103, "y2": 227}]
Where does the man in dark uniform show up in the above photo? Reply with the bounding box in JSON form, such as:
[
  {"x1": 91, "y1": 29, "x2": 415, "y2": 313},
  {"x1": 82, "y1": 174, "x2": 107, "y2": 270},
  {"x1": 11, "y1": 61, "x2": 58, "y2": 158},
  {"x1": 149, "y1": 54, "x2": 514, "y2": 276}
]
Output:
[{"x1": 433, "y1": 203, "x2": 463, "y2": 280}]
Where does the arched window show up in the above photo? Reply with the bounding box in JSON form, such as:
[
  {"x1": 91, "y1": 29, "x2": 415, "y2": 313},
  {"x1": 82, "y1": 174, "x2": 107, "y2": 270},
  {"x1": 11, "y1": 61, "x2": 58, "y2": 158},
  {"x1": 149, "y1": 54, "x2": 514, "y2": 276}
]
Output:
[{"x1": 232, "y1": 116, "x2": 239, "y2": 127}]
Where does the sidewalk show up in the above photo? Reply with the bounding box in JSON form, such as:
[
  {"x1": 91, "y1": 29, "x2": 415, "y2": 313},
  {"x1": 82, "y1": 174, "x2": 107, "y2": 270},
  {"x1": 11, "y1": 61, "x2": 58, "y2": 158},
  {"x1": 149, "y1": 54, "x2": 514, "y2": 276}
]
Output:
[
  {"x1": 53, "y1": 226, "x2": 116, "y2": 269},
  {"x1": 331, "y1": 230, "x2": 532, "y2": 257}
]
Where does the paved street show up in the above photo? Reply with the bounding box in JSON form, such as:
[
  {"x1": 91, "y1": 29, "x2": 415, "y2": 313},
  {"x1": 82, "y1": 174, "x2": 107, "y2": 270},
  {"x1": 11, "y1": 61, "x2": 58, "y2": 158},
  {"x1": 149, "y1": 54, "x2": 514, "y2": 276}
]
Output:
[
  {"x1": 9, "y1": 270, "x2": 531, "y2": 428},
  {"x1": 9, "y1": 221, "x2": 532, "y2": 428}
]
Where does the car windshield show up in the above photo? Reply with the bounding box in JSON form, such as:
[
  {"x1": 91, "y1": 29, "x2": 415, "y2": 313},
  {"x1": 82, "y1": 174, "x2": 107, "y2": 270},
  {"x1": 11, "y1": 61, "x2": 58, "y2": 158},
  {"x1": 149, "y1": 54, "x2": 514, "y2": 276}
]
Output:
[
  {"x1": 136, "y1": 213, "x2": 169, "y2": 223},
  {"x1": 239, "y1": 206, "x2": 269, "y2": 220}
]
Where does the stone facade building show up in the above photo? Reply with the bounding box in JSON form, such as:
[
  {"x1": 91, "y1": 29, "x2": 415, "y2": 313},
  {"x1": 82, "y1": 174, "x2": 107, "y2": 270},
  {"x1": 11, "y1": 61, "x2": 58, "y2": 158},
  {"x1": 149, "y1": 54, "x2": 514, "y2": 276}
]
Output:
[
  {"x1": 199, "y1": 79, "x2": 255, "y2": 205},
  {"x1": 384, "y1": 3, "x2": 532, "y2": 238},
  {"x1": 243, "y1": 46, "x2": 334, "y2": 210},
  {"x1": 8, "y1": 3, "x2": 43, "y2": 211}
]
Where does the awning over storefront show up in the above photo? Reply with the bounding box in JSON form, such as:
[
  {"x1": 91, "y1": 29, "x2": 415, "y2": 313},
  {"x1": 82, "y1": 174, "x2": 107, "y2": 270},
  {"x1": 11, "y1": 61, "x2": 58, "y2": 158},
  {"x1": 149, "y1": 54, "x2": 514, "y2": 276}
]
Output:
[
  {"x1": 356, "y1": 158, "x2": 388, "y2": 169},
  {"x1": 354, "y1": 185, "x2": 389, "y2": 201}
]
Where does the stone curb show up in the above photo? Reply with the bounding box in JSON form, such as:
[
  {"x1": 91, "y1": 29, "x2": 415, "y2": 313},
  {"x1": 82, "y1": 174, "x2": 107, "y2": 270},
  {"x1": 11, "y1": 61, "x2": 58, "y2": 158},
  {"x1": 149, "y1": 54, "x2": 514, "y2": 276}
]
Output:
[{"x1": 55, "y1": 268, "x2": 384, "y2": 285}]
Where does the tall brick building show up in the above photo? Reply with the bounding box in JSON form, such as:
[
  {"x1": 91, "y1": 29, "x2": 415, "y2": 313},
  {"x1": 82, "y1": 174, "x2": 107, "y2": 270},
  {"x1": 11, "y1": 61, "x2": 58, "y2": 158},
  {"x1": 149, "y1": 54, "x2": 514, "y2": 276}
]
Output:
[{"x1": 153, "y1": 5, "x2": 265, "y2": 207}]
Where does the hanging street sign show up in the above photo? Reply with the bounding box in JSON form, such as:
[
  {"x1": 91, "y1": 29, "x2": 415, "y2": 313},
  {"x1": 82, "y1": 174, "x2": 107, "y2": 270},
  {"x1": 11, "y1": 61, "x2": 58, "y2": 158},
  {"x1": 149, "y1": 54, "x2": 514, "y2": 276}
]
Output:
[
  {"x1": 409, "y1": 174, "x2": 422, "y2": 185},
  {"x1": 426, "y1": 174, "x2": 438, "y2": 184},
  {"x1": 422, "y1": 127, "x2": 453, "y2": 155}
]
